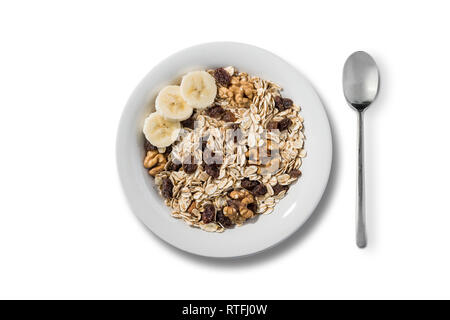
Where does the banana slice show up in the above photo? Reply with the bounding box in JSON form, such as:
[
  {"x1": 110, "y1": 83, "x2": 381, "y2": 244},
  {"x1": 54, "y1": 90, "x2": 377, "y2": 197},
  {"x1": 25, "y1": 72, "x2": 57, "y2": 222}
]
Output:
[
  {"x1": 180, "y1": 71, "x2": 217, "y2": 109},
  {"x1": 143, "y1": 112, "x2": 181, "y2": 148},
  {"x1": 155, "y1": 85, "x2": 193, "y2": 121}
]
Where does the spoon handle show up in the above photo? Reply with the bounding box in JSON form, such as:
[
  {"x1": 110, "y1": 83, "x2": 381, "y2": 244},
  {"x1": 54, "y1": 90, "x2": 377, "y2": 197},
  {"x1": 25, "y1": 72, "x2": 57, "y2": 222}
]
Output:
[{"x1": 356, "y1": 111, "x2": 367, "y2": 248}]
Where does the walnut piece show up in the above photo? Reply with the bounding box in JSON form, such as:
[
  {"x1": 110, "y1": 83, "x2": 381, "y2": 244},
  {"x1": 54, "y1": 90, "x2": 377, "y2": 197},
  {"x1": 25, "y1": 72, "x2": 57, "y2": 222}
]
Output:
[
  {"x1": 143, "y1": 150, "x2": 167, "y2": 176},
  {"x1": 223, "y1": 189, "x2": 255, "y2": 224},
  {"x1": 218, "y1": 73, "x2": 255, "y2": 107}
]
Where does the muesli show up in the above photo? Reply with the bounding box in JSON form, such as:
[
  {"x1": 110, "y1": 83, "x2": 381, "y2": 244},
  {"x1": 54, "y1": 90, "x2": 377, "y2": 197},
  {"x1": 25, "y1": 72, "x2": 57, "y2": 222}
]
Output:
[{"x1": 142, "y1": 67, "x2": 306, "y2": 232}]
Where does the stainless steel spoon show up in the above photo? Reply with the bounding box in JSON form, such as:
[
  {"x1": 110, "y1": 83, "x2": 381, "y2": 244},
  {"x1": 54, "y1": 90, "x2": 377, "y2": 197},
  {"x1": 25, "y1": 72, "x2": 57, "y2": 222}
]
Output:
[{"x1": 343, "y1": 51, "x2": 380, "y2": 248}]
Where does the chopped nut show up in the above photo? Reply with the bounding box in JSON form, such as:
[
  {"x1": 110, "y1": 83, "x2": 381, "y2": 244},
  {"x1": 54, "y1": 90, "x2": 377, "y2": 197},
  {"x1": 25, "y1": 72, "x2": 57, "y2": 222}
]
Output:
[
  {"x1": 187, "y1": 201, "x2": 197, "y2": 214},
  {"x1": 224, "y1": 189, "x2": 255, "y2": 223},
  {"x1": 229, "y1": 190, "x2": 241, "y2": 200},
  {"x1": 223, "y1": 206, "x2": 237, "y2": 219},
  {"x1": 217, "y1": 74, "x2": 255, "y2": 107},
  {"x1": 143, "y1": 150, "x2": 167, "y2": 176},
  {"x1": 240, "y1": 208, "x2": 254, "y2": 219}
]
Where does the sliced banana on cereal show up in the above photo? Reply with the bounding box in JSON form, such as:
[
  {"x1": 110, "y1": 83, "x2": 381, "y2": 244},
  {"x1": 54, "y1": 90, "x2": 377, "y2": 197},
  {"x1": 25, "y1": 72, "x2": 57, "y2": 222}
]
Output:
[
  {"x1": 156, "y1": 85, "x2": 193, "y2": 121},
  {"x1": 143, "y1": 112, "x2": 181, "y2": 148},
  {"x1": 180, "y1": 71, "x2": 217, "y2": 109}
]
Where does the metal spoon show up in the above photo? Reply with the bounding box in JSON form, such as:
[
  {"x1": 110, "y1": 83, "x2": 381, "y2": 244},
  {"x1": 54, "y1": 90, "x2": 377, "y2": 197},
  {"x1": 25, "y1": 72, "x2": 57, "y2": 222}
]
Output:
[{"x1": 343, "y1": 51, "x2": 380, "y2": 248}]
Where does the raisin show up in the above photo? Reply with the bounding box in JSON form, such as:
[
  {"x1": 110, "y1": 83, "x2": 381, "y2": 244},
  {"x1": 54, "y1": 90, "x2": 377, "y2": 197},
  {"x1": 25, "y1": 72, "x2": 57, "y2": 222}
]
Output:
[
  {"x1": 213, "y1": 68, "x2": 231, "y2": 87},
  {"x1": 205, "y1": 163, "x2": 220, "y2": 179},
  {"x1": 181, "y1": 114, "x2": 196, "y2": 129},
  {"x1": 274, "y1": 96, "x2": 283, "y2": 109},
  {"x1": 206, "y1": 105, "x2": 225, "y2": 119},
  {"x1": 278, "y1": 118, "x2": 292, "y2": 131},
  {"x1": 282, "y1": 98, "x2": 293, "y2": 108},
  {"x1": 182, "y1": 156, "x2": 198, "y2": 174},
  {"x1": 272, "y1": 183, "x2": 289, "y2": 195},
  {"x1": 183, "y1": 163, "x2": 197, "y2": 174},
  {"x1": 266, "y1": 121, "x2": 279, "y2": 130},
  {"x1": 241, "y1": 178, "x2": 260, "y2": 190},
  {"x1": 229, "y1": 123, "x2": 240, "y2": 130},
  {"x1": 247, "y1": 202, "x2": 257, "y2": 213},
  {"x1": 161, "y1": 178, "x2": 173, "y2": 199},
  {"x1": 221, "y1": 110, "x2": 236, "y2": 122},
  {"x1": 203, "y1": 149, "x2": 222, "y2": 165},
  {"x1": 202, "y1": 204, "x2": 216, "y2": 224},
  {"x1": 163, "y1": 145, "x2": 172, "y2": 156},
  {"x1": 201, "y1": 135, "x2": 209, "y2": 151},
  {"x1": 144, "y1": 140, "x2": 157, "y2": 151},
  {"x1": 228, "y1": 123, "x2": 243, "y2": 143},
  {"x1": 274, "y1": 96, "x2": 293, "y2": 111},
  {"x1": 216, "y1": 209, "x2": 233, "y2": 228},
  {"x1": 289, "y1": 169, "x2": 302, "y2": 178},
  {"x1": 167, "y1": 160, "x2": 181, "y2": 171},
  {"x1": 252, "y1": 184, "x2": 267, "y2": 196}
]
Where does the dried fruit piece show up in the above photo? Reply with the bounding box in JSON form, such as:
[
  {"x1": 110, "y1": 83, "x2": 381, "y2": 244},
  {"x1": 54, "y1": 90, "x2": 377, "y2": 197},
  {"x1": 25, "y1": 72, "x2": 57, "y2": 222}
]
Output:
[
  {"x1": 282, "y1": 98, "x2": 293, "y2": 108},
  {"x1": 221, "y1": 110, "x2": 236, "y2": 122},
  {"x1": 247, "y1": 202, "x2": 257, "y2": 213},
  {"x1": 274, "y1": 95, "x2": 294, "y2": 111},
  {"x1": 205, "y1": 105, "x2": 236, "y2": 123},
  {"x1": 213, "y1": 68, "x2": 231, "y2": 87},
  {"x1": 161, "y1": 178, "x2": 173, "y2": 199},
  {"x1": 182, "y1": 156, "x2": 198, "y2": 174},
  {"x1": 166, "y1": 160, "x2": 182, "y2": 171},
  {"x1": 144, "y1": 140, "x2": 158, "y2": 152},
  {"x1": 202, "y1": 204, "x2": 216, "y2": 223},
  {"x1": 228, "y1": 123, "x2": 243, "y2": 143},
  {"x1": 201, "y1": 135, "x2": 209, "y2": 151},
  {"x1": 278, "y1": 118, "x2": 292, "y2": 131},
  {"x1": 266, "y1": 121, "x2": 278, "y2": 130},
  {"x1": 204, "y1": 163, "x2": 220, "y2": 179},
  {"x1": 241, "y1": 178, "x2": 260, "y2": 190},
  {"x1": 203, "y1": 149, "x2": 222, "y2": 165},
  {"x1": 163, "y1": 145, "x2": 172, "y2": 156},
  {"x1": 252, "y1": 184, "x2": 267, "y2": 196},
  {"x1": 181, "y1": 114, "x2": 196, "y2": 129},
  {"x1": 289, "y1": 169, "x2": 302, "y2": 178},
  {"x1": 274, "y1": 96, "x2": 283, "y2": 109},
  {"x1": 272, "y1": 183, "x2": 289, "y2": 195},
  {"x1": 216, "y1": 209, "x2": 233, "y2": 228},
  {"x1": 206, "y1": 105, "x2": 225, "y2": 119}
]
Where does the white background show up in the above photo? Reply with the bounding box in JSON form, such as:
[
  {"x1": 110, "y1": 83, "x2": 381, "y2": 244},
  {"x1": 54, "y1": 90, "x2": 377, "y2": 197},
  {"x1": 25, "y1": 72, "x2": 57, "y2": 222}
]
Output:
[{"x1": 1, "y1": 0, "x2": 449, "y2": 300}]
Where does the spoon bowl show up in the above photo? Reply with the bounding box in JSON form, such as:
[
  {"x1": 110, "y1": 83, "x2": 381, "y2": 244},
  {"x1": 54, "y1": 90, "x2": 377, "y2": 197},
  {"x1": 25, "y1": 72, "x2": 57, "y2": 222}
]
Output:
[{"x1": 343, "y1": 51, "x2": 379, "y2": 111}]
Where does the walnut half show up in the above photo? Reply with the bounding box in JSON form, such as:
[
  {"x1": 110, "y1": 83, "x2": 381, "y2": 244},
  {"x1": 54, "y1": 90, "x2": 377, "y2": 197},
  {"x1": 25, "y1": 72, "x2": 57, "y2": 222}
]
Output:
[{"x1": 143, "y1": 150, "x2": 167, "y2": 176}]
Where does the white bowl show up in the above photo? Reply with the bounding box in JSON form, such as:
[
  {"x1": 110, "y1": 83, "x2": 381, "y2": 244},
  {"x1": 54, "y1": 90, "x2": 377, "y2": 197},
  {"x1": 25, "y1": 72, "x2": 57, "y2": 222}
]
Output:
[{"x1": 116, "y1": 42, "x2": 332, "y2": 258}]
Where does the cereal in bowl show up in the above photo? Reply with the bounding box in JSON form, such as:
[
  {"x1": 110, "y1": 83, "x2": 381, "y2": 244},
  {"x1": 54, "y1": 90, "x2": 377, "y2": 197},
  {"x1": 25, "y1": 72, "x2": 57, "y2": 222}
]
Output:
[{"x1": 142, "y1": 67, "x2": 306, "y2": 232}]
